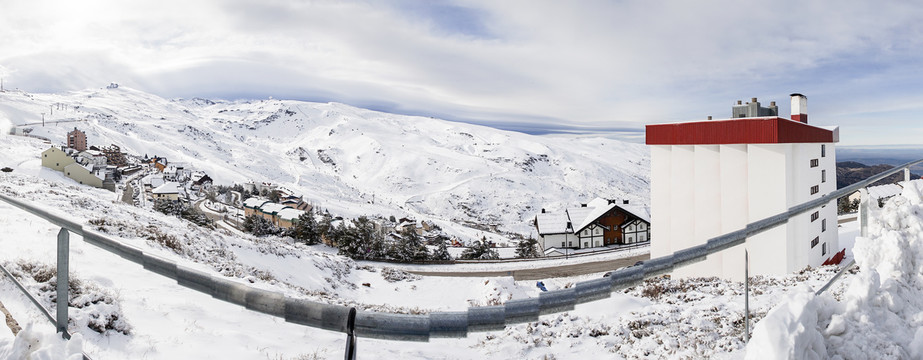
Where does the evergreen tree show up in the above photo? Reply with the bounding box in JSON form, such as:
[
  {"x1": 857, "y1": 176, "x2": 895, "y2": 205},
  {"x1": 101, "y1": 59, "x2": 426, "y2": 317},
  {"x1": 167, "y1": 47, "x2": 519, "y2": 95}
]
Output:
[
  {"x1": 290, "y1": 208, "x2": 320, "y2": 245},
  {"x1": 317, "y1": 210, "x2": 334, "y2": 243},
  {"x1": 332, "y1": 222, "x2": 357, "y2": 256},
  {"x1": 515, "y1": 238, "x2": 540, "y2": 258},
  {"x1": 460, "y1": 237, "x2": 500, "y2": 260},
  {"x1": 430, "y1": 235, "x2": 452, "y2": 261},
  {"x1": 353, "y1": 216, "x2": 385, "y2": 259},
  {"x1": 392, "y1": 227, "x2": 428, "y2": 262},
  {"x1": 243, "y1": 215, "x2": 280, "y2": 236}
]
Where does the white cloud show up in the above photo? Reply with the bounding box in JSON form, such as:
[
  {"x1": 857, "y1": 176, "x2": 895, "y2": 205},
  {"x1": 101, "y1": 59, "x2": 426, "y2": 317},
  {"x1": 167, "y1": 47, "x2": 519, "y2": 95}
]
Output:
[{"x1": 2, "y1": 0, "x2": 923, "y2": 145}]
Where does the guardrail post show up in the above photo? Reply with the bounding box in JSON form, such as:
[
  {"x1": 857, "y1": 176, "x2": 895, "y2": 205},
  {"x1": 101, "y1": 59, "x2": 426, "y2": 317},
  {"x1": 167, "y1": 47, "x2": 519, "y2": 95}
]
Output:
[
  {"x1": 56, "y1": 228, "x2": 70, "y2": 339},
  {"x1": 744, "y1": 249, "x2": 749, "y2": 343},
  {"x1": 344, "y1": 307, "x2": 357, "y2": 360}
]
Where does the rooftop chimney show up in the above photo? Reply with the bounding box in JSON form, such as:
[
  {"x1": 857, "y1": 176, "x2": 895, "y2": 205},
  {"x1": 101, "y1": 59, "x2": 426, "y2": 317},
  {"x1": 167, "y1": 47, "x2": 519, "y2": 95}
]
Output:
[
  {"x1": 707, "y1": 116, "x2": 712, "y2": 120},
  {"x1": 790, "y1": 93, "x2": 807, "y2": 123}
]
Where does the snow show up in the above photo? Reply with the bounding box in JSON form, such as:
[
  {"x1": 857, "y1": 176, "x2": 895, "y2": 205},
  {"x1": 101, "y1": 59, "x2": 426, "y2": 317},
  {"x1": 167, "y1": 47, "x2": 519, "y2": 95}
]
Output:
[
  {"x1": 0, "y1": 87, "x2": 651, "y2": 243},
  {"x1": 0, "y1": 324, "x2": 85, "y2": 360},
  {"x1": 3, "y1": 87, "x2": 922, "y2": 359}
]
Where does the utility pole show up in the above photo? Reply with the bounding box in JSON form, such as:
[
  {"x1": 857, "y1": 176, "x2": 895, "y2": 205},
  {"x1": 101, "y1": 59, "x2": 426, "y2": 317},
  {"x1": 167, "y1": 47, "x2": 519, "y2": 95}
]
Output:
[{"x1": 41, "y1": 113, "x2": 45, "y2": 127}]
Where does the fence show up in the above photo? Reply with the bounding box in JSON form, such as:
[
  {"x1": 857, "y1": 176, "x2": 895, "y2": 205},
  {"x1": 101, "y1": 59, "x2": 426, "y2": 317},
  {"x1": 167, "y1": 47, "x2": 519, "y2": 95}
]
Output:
[{"x1": 1, "y1": 158, "x2": 921, "y2": 357}]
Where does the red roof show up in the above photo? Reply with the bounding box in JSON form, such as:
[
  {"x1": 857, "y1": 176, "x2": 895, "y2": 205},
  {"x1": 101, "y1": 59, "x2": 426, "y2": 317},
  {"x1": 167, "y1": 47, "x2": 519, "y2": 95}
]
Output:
[{"x1": 646, "y1": 117, "x2": 835, "y2": 145}]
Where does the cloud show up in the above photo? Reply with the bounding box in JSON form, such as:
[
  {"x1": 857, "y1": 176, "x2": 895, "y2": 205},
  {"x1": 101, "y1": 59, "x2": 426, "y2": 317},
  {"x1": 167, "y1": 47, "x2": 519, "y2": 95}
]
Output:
[{"x1": 1, "y1": 0, "x2": 923, "y2": 145}]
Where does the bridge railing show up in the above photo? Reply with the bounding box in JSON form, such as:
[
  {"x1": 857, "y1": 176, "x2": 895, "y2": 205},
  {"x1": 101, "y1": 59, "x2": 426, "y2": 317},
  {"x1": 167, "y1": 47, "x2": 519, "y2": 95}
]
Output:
[{"x1": 1, "y1": 158, "x2": 921, "y2": 357}]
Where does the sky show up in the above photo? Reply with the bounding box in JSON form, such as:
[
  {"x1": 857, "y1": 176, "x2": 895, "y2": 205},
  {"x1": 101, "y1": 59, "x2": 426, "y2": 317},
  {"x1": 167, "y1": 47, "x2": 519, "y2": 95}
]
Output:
[{"x1": 2, "y1": 0, "x2": 923, "y2": 146}]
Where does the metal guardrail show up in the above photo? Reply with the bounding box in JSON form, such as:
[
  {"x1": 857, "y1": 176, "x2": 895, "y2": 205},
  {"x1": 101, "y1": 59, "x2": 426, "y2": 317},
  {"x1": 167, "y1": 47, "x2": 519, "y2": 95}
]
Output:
[{"x1": 0, "y1": 158, "x2": 920, "y2": 347}]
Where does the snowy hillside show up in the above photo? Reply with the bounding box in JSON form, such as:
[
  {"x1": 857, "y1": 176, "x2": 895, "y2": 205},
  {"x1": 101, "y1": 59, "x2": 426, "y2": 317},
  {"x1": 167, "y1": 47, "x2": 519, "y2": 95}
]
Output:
[{"x1": 0, "y1": 86, "x2": 649, "y2": 240}]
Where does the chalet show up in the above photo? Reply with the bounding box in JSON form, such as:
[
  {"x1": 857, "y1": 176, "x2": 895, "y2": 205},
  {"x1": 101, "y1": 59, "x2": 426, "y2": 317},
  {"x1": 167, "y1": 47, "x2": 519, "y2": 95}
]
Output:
[
  {"x1": 152, "y1": 182, "x2": 181, "y2": 201},
  {"x1": 243, "y1": 198, "x2": 271, "y2": 217},
  {"x1": 191, "y1": 173, "x2": 213, "y2": 190},
  {"x1": 534, "y1": 198, "x2": 650, "y2": 251}
]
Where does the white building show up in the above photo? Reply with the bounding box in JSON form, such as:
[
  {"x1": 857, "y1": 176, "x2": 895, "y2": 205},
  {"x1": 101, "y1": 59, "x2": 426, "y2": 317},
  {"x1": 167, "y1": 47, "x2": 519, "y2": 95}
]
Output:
[{"x1": 646, "y1": 94, "x2": 840, "y2": 280}]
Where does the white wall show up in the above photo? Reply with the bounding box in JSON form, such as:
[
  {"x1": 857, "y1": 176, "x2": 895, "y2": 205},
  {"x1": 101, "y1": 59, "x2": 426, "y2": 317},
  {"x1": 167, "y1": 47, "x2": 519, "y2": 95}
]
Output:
[
  {"x1": 652, "y1": 141, "x2": 839, "y2": 280},
  {"x1": 747, "y1": 144, "x2": 791, "y2": 276},
  {"x1": 650, "y1": 145, "x2": 672, "y2": 259},
  {"x1": 719, "y1": 144, "x2": 749, "y2": 281}
]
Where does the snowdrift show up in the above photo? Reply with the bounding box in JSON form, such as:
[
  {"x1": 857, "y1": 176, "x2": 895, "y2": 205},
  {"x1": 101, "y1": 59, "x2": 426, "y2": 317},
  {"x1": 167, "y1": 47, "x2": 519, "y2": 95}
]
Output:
[{"x1": 748, "y1": 183, "x2": 923, "y2": 359}]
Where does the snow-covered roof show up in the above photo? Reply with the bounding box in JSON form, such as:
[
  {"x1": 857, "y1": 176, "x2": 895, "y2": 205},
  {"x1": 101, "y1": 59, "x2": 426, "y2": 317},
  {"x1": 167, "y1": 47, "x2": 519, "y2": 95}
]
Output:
[
  {"x1": 278, "y1": 208, "x2": 304, "y2": 221},
  {"x1": 867, "y1": 183, "x2": 903, "y2": 199},
  {"x1": 536, "y1": 198, "x2": 651, "y2": 235},
  {"x1": 535, "y1": 212, "x2": 570, "y2": 235},
  {"x1": 152, "y1": 182, "x2": 180, "y2": 194},
  {"x1": 259, "y1": 202, "x2": 290, "y2": 214},
  {"x1": 243, "y1": 197, "x2": 270, "y2": 209}
]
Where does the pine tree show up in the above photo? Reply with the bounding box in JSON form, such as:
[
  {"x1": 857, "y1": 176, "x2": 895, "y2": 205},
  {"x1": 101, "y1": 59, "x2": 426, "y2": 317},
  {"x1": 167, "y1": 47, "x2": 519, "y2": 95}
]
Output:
[
  {"x1": 318, "y1": 211, "x2": 334, "y2": 244},
  {"x1": 460, "y1": 237, "x2": 500, "y2": 260},
  {"x1": 353, "y1": 216, "x2": 385, "y2": 259},
  {"x1": 392, "y1": 227, "x2": 428, "y2": 262},
  {"x1": 515, "y1": 238, "x2": 539, "y2": 258},
  {"x1": 430, "y1": 235, "x2": 452, "y2": 261},
  {"x1": 291, "y1": 208, "x2": 320, "y2": 245},
  {"x1": 334, "y1": 222, "x2": 361, "y2": 257}
]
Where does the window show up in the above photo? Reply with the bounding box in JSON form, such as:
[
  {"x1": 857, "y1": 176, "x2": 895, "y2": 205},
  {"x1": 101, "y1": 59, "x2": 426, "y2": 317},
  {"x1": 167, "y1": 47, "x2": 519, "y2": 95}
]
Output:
[
  {"x1": 584, "y1": 242, "x2": 588, "y2": 248},
  {"x1": 811, "y1": 185, "x2": 819, "y2": 195},
  {"x1": 810, "y1": 159, "x2": 819, "y2": 167},
  {"x1": 811, "y1": 211, "x2": 819, "y2": 222},
  {"x1": 811, "y1": 237, "x2": 819, "y2": 248},
  {"x1": 562, "y1": 242, "x2": 565, "y2": 247},
  {"x1": 821, "y1": 144, "x2": 826, "y2": 157},
  {"x1": 822, "y1": 242, "x2": 827, "y2": 255},
  {"x1": 568, "y1": 241, "x2": 572, "y2": 247},
  {"x1": 822, "y1": 219, "x2": 827, "y2": 232},
  {"x1": 822, "y1": 169, "x2": 826, "y2": 183}
]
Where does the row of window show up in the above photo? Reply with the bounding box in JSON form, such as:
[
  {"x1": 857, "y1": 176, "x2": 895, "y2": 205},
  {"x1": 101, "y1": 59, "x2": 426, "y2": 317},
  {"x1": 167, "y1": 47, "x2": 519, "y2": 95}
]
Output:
[{"x1": 810, "y1": 237, "x2": 829, "y2": 256}]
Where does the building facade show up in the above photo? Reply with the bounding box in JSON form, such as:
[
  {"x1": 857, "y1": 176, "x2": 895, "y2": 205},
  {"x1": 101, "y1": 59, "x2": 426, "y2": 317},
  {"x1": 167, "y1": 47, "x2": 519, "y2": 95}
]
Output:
[
  {"x1": 534, "y1": 198, "x2": 650, "y2": 251},
  {"x1": 67, "y1": 128, "x2": 87, "y2": 152},
  {"x1": 646, "y1": 94, "x2": 839, "y2": 280}
]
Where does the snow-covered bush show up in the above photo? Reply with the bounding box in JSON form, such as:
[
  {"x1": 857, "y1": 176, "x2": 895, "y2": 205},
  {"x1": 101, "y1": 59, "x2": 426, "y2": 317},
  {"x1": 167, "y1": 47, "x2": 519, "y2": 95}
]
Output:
[{"x1": 4, "y1": 260, "x2": 132, "y2": 336}]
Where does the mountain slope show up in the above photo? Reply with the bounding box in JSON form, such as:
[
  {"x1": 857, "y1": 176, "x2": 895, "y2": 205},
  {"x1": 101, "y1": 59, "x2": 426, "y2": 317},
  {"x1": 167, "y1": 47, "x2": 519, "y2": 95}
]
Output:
[{"x1": 0, "y1": 86, "x2": 650, "y2": 240}]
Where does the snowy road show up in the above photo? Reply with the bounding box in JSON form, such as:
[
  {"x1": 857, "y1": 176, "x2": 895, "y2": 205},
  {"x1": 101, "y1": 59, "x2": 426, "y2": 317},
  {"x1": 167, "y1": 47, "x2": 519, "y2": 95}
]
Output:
[{"x1": 406, "y1": 253, "x2": 650, "y2": 280}]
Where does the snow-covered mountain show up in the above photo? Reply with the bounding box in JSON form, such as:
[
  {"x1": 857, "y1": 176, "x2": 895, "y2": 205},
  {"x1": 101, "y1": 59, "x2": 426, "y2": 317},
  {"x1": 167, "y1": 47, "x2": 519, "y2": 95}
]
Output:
[{"x1": 0, "y1": 86, "x2": 650, "y2": 240}]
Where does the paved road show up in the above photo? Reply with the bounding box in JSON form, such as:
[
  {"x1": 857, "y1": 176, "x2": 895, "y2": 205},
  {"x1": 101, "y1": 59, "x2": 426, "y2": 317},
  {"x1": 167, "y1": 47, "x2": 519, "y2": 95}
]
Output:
[{"x1": 406, "y1": 253, "x2": 650, "y2": 280}]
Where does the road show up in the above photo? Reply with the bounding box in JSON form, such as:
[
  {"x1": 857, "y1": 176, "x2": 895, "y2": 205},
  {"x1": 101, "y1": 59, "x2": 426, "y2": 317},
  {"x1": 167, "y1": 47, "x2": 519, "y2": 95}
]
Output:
[{"x1": 406, "y1": 253, "x2": 650, "y2": 280}]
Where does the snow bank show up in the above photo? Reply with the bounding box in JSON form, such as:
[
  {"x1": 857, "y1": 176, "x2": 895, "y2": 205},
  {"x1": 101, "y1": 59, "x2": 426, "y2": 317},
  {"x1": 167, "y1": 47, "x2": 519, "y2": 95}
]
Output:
[
  {"x1": 745, "y1": 284, "x2": 826, "y2": 360},
  {"x1": 747, "y1": 189, "x2": 923, "y2": 359},
  {"x1": 0, "y1": 323, "x2": 84, "y2": 360}
]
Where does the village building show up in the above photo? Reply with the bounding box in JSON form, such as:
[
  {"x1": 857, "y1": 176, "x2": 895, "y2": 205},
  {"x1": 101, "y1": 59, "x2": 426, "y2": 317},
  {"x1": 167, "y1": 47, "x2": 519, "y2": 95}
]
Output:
[
  {"x1": 534, "y1": 197, "x2": 650, "y2": 252},
  {"x1": 278, "y1": 208, "x2": 305, "y2": 228},
  {"x1": 77, "y1": 150, "x2": 107, "y2": 167},
  {"x1": 41, "y1": 147, "x2": 76, "y2": 171},
  {"x1": 280, "y1": 194, "x2": 311, "y2": 211},
  {"x1": 258, "y1": 203, "x2": 291, "y2": 226},
  {"x1": 98, "y1": 144, "x2": 127, "y2": 167},
  {"x1": 646, "y1": 94, "x2": 840, "y2": 280},
  {"x1": 67, "y1": 128, "x2": 87, "y2": 152},
  {"x1": 63, "y1": 163, "x2": 104, "y2": 188},
  {"x1": 191, "y1": 173, "x2": 213, "y2": 191},
  {"x1": 243, "y1": 198, "x2": 272, "y2": 217},
  {"x1": 152, "y1": 182, "x2": 181, "y2": 201}
]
